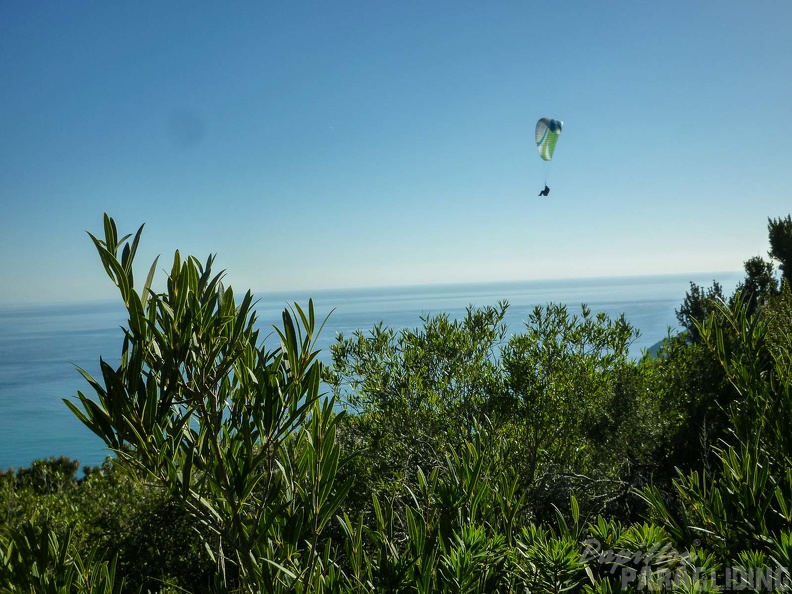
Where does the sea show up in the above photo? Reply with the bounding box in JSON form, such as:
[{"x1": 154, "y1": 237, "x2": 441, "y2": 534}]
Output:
[{"x1": 0, "y1": 272, "x2": 743, "y2": 471}]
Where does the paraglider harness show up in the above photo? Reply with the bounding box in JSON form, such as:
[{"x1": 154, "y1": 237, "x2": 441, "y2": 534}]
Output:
[{"x1": 538, "y1": 185, "x2": 550, "y2": 197}]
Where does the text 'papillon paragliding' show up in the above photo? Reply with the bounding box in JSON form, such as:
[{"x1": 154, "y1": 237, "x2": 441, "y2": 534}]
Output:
[{"x1": 536, "y1": 118, "x2": 563, "y2": 197}]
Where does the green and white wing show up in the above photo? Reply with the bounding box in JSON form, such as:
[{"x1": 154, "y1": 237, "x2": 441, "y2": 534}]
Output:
[{"x1": 535, "y1": 118, "x2": 563, "y2": 161}]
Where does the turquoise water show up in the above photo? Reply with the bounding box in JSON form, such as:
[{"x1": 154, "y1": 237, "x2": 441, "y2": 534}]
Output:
[{"x1": 0, "y1": 273, "x2": 742, "y2": 470}]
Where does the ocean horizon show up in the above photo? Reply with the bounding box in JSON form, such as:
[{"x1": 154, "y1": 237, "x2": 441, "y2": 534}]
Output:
[{"x1": 0, "y1": 271, "x2": 744, "y2": 471}]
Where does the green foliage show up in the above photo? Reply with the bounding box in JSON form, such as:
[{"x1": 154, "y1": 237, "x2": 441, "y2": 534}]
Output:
[
  {"x1": 642, "y1": 293, "x2": 792, "y2": 573},
  {"x1": 0, "y1": 457, "x2": 213, "y2": 592},
  {"x1": 330, "y1": 298, "x2": 657, "y2": 522},
  {"x1": 513, "y1": 523, "x2": 585, "y2": 594},
  {"x1": 769, "y1": 214, "x2": 792, "y2": 284},
  {"x1": 645, "y1": 335, "x2": 734, "y2": 479},
  {"x1": 326, "y1": 303, "x2": 507, "y2": 508},
  {"x1": 643, "y1": 441, "x2": 792, "y2": 558},
  {"x1": 765, "y1": 281, "x2": 792, "y2": 361},
  {"x1": 439, "y1": 524, "x2": 508, "y2": 593},
  {"x1": 63, "y1": 215, "x2": 352, "y2": 592},
  {"x1": 676, "y1": 281, "x2": 726, "y2": 343},
  {"x1": 664, "y1": 221, "x2": 791, "y2": 476},
  {"x1": 0, "y1": 520, "x2": 122, "y2": 593},
  {"x1": 3, "y1": 457, "x2": 81, "y2": 497},
  {"x1": 735, "y1": 256, "x2": 778, "y2": 315},
  {"x1": 338, "y1": 428, "x2": 593, "y2": 593},
  {"x1": 7, "y1": 211, "x2": 792, "y2": 592},
  {"x1": 501, "y1": 303, "x2": 647, "y2": 517},
  {"x1": 700, "y1": 293, "x2": 792, "y2": 459}
]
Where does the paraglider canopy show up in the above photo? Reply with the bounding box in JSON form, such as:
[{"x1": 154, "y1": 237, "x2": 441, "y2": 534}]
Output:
[{"x1": 535, "y1": 118, "x2": 563, "y2": 161}]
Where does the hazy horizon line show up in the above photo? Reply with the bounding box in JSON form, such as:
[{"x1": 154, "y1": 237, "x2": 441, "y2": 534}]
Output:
[{"x1": 0, "y1": 269, "x2": 747, "y2": 310}]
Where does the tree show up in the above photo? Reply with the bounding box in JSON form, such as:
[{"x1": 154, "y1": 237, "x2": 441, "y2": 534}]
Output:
[
  {"x1": 326, "y1": 304, "x2": 507, "y2": 505},
  {"x1": 768, "y1": 214, "x2": 792, "y2": 285},
  {"x1": 500, "y1": 304, "x2": 646, "y2": 517},
  {"x1": 734, "y1": 255, "x2": 778, "y2": 315},
  {"x1": 675, "y1": 281, "x2": 725, "y2": 343}
]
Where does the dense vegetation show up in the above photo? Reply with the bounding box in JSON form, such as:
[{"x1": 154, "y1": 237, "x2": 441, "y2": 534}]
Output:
[{"x1": 1, "y1": 214, "x2": 791, "y2": 593}]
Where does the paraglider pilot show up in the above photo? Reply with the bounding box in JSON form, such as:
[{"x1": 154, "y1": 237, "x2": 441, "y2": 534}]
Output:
[{"x1": 538, "y1": 185, "x2": 550, "y2": 196}]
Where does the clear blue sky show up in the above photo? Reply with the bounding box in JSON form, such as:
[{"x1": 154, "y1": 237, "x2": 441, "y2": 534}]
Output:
[{"x1": 1, "y1": 1, "x2": 790, "y2": 305}]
